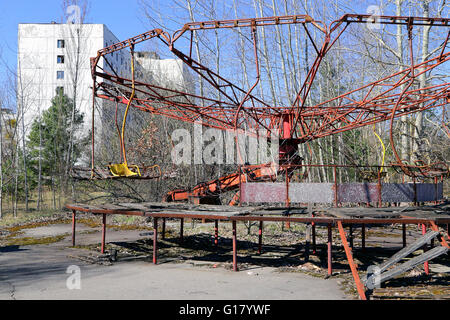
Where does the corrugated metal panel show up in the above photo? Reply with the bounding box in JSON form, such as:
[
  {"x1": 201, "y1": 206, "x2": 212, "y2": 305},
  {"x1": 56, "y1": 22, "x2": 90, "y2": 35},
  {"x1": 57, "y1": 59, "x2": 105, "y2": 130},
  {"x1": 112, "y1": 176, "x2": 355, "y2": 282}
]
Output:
[
  {"x1": 240, "y1": 182, "x2": 443, "y2": 204},
  {"x1": 241, "y1": 182, "x2": 286, "y2": 203},
  {"x1": 289, "y1": 183, "x2": 334, "y2": 203},
  {"x1": 416, "y1": 183, "x2": 443, "y2": 202},
  {"x1": 337, "y1": 183, "x2": 379, "y2": 203},
  {"x1": 381, "y1": 183, "x2": 414, "y2": 202}
]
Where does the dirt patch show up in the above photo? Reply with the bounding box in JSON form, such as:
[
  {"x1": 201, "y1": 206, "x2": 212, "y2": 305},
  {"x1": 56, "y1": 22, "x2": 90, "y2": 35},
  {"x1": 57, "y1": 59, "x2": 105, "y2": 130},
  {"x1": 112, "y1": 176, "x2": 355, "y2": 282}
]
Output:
[
  {"x1": 0, "y1": 217, "x2": 71, "y2": 244},
  {"x1": 4, "y1": 234, "x2": 68, "y2": 246}
]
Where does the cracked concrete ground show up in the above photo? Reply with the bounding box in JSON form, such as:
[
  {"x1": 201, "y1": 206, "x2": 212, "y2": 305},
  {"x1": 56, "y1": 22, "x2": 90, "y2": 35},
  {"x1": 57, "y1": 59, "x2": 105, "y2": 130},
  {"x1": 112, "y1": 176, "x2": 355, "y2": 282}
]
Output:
[{"x1": 0, "y1": 222, "x2": 346, "y2": 300}]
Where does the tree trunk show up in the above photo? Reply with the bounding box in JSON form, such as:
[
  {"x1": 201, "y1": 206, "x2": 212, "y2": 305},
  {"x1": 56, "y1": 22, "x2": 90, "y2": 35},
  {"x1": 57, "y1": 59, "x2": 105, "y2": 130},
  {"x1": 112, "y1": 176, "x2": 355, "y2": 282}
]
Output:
[
  {"x1": 254, "y1": 0, "x2": 277, "y2": 107},
  {"x1": 412, "y1": 0, "x2": 430, "y2": 162},
  {"x1": 271, "y1": 0, "x2": 291, "y2": 104},
  {"x1": 17, "y1": 58, "x2": 29, "y2": 212},
  {"x1": 395, "y1": 0, "x2": 409, "y2": 162},
  {"x1": 37, "y1": 104, "x2": 42, "y2": 211},
  {"x1": 186, "y1": 0, "x2": 205, "y2": 108},
  {"x1": 0, "y1": 109, "x2": 3, "y2": 219}
]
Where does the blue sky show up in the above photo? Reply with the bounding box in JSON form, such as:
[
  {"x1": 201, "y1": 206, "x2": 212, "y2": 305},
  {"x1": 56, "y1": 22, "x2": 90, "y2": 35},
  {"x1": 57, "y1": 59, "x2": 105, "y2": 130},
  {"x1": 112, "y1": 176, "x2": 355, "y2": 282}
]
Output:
[
  {"x1": 0, "y1": 0, "x2": 157, "y2": 80},
  {"x1": 0, "y1": 0, "x2": 368, "y2": 77}
]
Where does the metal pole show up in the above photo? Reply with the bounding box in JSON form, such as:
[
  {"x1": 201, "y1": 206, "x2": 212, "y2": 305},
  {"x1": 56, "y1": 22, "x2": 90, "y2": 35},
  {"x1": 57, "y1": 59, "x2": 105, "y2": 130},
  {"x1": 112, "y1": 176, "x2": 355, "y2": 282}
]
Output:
[
  {"x1": 327, "y1": 224, "x2": 332, "y2": 276},
  {"x1": 232, "y1": 220, "x2": 238, "y2": 271},
  {"x1": 337, "y1": 221, "x2": 367, "y2": 300},
  {"x1": 434, "y1": 176, "x2": 438, "y2": 205},
  {"x1": 422, "y1": 224, "x2": 429, "y2": 274},
  {"x1": 180, "y1": 218, "x2": 184, "y2": 243},
  {"x1": 258, "y1": 221, "x2": 263, "y2": 254},
  {"x1": 101, "y1": 214, "x2": 106, "y2": 254},
  {"x1": 312, "y1": 213, "x2": 316, "y2": 254},
  {"x1": 285, "y1": 168, "x2": 290, "y2": 229},
  {"x1": 413, "y1": 177, "x2": 417, "y2": 206},
  {"x1": 402, "y1": 224, "x2": 407, "y2": 248},
  {"x1": 214, "y1": 220, "x2": 219, "y2": 246},
  {"x1": 238, "y1": 166, "x2": 242, "y2": 207},
  {"x1": 333, "y1": 166, "x2": 338, "y2": 207},
  {"x1": 377, "y1": 169, "x2": 382, "y2": 207},
  {"x1": 153, "y1": 217, "x2": 158, "y2": 264},
  {"x1": 305, "y1": 224, "x2": 311, "y2": 262},
  {"x1": 91, "y1": 78, "x2": 96, "y2": 178},
  {"x1": 72, "y1": 210, "x2": 76, "y2": 247}
]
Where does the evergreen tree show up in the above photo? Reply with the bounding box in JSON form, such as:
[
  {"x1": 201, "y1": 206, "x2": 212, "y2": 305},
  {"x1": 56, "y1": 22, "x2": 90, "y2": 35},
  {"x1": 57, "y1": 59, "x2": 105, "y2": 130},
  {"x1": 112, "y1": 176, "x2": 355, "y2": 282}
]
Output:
[{"x1": 27, "y1": 92, "x2": 85, "y2": 186}]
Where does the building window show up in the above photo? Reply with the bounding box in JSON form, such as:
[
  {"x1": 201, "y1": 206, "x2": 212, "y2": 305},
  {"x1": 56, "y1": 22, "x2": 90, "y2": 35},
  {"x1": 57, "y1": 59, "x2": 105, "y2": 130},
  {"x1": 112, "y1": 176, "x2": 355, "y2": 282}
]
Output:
[
  {"x1": 57, "y1": 71, "x2": 64, "y2": 80},
  {"x1": 56, "y1": 87, "x2": 64, "y2": 95},
  {"x1": 57, "y1": 55, "x2": 65, "y2": 64},
  {"x1": 57, "y1": 39, "x2": 65, "y2": 48}
]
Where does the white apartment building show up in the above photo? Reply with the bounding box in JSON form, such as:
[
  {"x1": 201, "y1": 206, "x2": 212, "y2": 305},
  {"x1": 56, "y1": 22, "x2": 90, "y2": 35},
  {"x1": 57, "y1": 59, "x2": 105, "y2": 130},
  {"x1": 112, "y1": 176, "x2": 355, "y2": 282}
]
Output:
[
  {"x1": 17, "y1": 23, "x2": 128, "y2": 138},
  {"x1": 17, "y1": 23, "x2": 194, "y2": 148},
  {"x1": 135, "y1": 51, "x2": 194, "y2": 94}
]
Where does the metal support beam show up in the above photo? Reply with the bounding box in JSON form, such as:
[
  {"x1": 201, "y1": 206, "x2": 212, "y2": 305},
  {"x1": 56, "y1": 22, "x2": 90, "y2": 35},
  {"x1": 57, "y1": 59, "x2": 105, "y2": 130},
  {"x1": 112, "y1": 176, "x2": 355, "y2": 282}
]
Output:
[
  {"x1": 180, "y1": 218, "x2": 184, "y2": 243},
  {"x1": 328, "y1": 224, "x2": 332, "y2": 276},
  {"x1": 101, "y1": 214, "x2": 106, "y2": 254},
  {"x1": 214, "y1": 220, "x2": 219, "y2": 246},
  {"x1": 402, "y1": 224, "x2": 407, "y2": 248},
  {"x1": 312, "y1": 213, "x2": 316, "y2": 254},
  {"x1": 305, "y1": 224, "x2": 311, "y2": 262},
  {"x1": 232, "y1": 220, "x2": 238, "y2": 272},
  {"x1": 369, "y1": 230, "x2": 440, "y2": 276},
  {"x1": 72, "y1": 210, "x2": 76, "y2": 247},
  {"x1": 258, "y1": 221, "x2": 263, "y2": 254},
  {"x1": 337, "y1": 221, "x2": 367, "y2": 300},
  {"x1": 429, "y1": 221, "x2": 450, "y2": 249},
  {"x1": 422, "y1": 224, "x2": 429, "y2": 274},
  {"x1": 366, "y1": 246, "x2": 448, "y2": 289},
  {"x1": 153, "y1": 217, "x2": 158, "y2": 264}
]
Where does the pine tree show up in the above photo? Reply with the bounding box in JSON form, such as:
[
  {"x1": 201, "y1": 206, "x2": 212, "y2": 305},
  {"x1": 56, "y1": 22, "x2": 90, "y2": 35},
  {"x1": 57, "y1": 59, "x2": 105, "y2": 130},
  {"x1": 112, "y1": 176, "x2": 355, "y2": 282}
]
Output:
[{"x1": 27, "y1": 92, "x2": 85, "y2": 192}]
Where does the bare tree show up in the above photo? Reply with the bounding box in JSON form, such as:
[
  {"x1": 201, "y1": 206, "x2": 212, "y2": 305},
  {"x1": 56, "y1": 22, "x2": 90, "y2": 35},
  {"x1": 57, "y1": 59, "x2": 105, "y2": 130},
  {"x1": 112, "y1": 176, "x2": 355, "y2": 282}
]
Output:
[
  {"x1": 16, "y1": 54, "x2": 31, "y2": 211},
  {"x1": 60, "y1": 0, "x2": 92, "y2": 200}
]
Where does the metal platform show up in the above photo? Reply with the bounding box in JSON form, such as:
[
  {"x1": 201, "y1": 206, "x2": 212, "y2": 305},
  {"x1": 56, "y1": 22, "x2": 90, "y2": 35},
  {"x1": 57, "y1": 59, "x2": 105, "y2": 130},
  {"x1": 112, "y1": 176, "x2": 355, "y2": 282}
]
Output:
[{"x1": 65, "y1": 201, "x2": 450, "y2": 301}]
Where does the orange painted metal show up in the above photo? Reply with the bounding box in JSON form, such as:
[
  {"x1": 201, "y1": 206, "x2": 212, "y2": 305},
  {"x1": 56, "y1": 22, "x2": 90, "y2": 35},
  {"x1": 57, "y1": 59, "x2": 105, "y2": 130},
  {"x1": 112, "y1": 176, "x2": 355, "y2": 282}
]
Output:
[
  {"x1": 67, "y1": 203, "x2": 450, "y2": 300},
  {"x1": 258, "y1": 221, "x2": 263, "y2": 254},
  {"x1": 89, "y1": 14, "x2": 449, "y2": 185},
  {"x1": 164, "y1": 165, "x2": 277, "y2": 203},
  {"x1": 214, "y1": 220, "x2": 219, "y2": 246},
  {"x1": 429, "y1": 221, "x2": 450, "y2": 249},
  {"x1": 153, "y1": 217, "x2": 158, "y2": 264},
  {"x1": 232, "y1": 220, "x2": 238, "y2": 272},
  {"x1": 101, "y1": 214, "x2": 106, "y2": 254},
  {"x1": 422, "y1": 224, "x2": 429, "y2": 274},
  {"x1": 337, "y1": 221, "x2": 367, "y2": 300},
  {"x1": 72, "y1": 210, "x2": 76, "y2": 247},
  {"x1": 327, "y1": 224, "x2": 332, "y2": 276}
]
